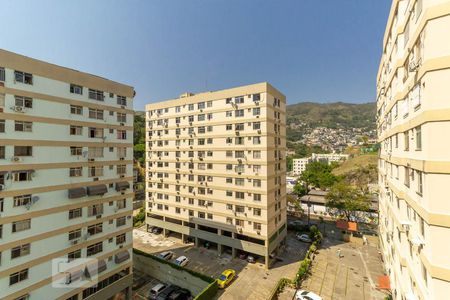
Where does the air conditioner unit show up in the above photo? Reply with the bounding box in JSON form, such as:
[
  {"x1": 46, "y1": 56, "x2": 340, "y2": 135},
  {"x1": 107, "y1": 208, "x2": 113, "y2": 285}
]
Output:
[
  {"x1": 257, "y1": 130, "x2": 261, "y2": 134},
  {"x1": 11, "y1": 156, "x2": 22, "y2": 162},
  {"x1": 12, "y1": 106, "x2": 25, "y2": 113},
  {"x1": 0, "y1": 184, "x2": 4, "y2": 191},
  {"x1": 256, "y1": 230, "x2": 261, "y2": 235},
  {"x1": 71, "y1": 239, "x2": 80, "y2": 245}
]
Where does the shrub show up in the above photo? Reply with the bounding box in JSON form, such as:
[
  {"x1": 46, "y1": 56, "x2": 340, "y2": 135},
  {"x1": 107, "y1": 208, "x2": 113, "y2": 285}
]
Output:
[{"x1": 133, "y1": 208, "x2": 145, "y2": 227}]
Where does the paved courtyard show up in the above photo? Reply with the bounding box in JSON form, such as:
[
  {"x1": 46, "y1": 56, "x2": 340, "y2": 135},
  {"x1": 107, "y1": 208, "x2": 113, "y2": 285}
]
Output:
[
  {"x1": 300, "y1": 236, "x2": 388, "y2": 300},
  {"x1": 133, "y1": 227, "x2": 309, "y2": 300}
]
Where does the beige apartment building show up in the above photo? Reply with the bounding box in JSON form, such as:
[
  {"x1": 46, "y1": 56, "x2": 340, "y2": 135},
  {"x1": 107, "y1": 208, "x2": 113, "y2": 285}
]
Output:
[
  {"x1": 145, "y1": 82, "x2": 287, "y2": 268},
  {"x1": 377, "y1": 1, "x2": 450, "y2": 299},
  {"x1": 0, "y1": 50, "x2": 134, "y2": 300}
]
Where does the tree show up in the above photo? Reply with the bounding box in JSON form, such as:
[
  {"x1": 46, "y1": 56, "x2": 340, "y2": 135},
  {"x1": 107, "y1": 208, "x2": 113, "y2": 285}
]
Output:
[
  {"x1": 293, "y1": 182, "x2": 307, "y2": 197},
  {"x1": 287, "y1": 194, "x2": 303, "y2": 216},
  {"x1": 325, "y1": 182, "x2": 371, "y2": 221},
  {"x1": 300, "y1": 161, "x2": 339, "y2": 189},
  {"x1": 133, "y1": 143, "x2": 145, "y2": 165}
]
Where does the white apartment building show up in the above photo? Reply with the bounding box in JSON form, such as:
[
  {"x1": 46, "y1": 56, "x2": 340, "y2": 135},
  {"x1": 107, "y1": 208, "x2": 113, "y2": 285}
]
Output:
[
  {"x1": 310, "y1": 153, "x2": 349, "y2": 164},
  {"x1": 377, "y1": 1, "x2": 450, "y2": 299},
  {"x1": 0, "y1": 49, "x2": 134, "y2": 300},
  {"x1": 145, "y1": 82, "x2": 287, "y2": 268},
  {"x1": 292, "y1": 158, "x2": 309, "y2": 176}
]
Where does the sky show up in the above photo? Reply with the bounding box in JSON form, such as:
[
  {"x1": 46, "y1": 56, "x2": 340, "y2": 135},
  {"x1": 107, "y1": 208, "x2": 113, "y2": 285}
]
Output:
[{"x1": 0, "y1": 0, "x2": 391, "y2": 111}]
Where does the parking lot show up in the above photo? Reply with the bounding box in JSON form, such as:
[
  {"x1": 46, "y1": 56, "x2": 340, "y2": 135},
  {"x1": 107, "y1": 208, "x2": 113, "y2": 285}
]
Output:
[{"x1": 133, "y1": 227, "x2": 309, "y2": 300}]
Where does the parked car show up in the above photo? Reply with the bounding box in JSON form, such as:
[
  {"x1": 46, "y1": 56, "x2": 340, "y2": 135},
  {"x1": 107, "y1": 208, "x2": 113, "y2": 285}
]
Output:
[
  {"x1": 168, "y1": 288, "x2": 191, "y2": 300},
  {"x1": 174, "y1": 256, "x2": 189, "y2": 267},
  {"x1": 296, "y1": 233, "x2": 312, "y2": 243},
  {"x1": 295, "y1": 290, "x2": 323, "y2": 300},
  {"x1": 152, "y1": 227, "x2": 163, "y2": 234},
  {"x1": 217, "y1": 269, "x2": 236, "y2": 288},
  {"x1": 247, "y1": 255, "x2": 256, "y2": 263},
  {"x1": 156, "y1": 285, "x2": 180, "y2": 300},
  {"x1": 158, "y1": 251, "x2": 174, "y2": 260},
  {"x1": 148, "y1": 283, "x2": 167, "y2": 300}
]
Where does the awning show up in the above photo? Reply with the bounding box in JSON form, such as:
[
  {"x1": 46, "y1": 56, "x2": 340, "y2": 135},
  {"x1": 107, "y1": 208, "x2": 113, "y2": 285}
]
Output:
[
  {"x1": 66, "y1": 268, "x2": 83, "y2": 283},
  {"x1": 84, "y1": 259, "x2": 107, "y2": 278},
  {"x1": 115, "y1": 181, "x2": 130, "y2": 191},
  {"x1": 68, "y1": 187, "x2": 86, "y2": 199},
  {"x1": 377, "y1": 275, "x2": 390, "y2": 290},
  {"x1": 87, "y1": 184, "x2": 108, "y2": 196},
  {"x1": 114, "y1": 250, "x2": 130, "y2": 264}
]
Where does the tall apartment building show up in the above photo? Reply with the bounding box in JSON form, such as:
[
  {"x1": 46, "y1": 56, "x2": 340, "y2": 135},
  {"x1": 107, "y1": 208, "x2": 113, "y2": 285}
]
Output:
[
  {"x1": 0, "y1": 49, "x2": 134, "y2": 300},
  {"x1": 377, "y1": 1, "x2": 450, "y2": 299},
  {"x1": 145, "y1": 82, "x2": 286, "y2": 268}
]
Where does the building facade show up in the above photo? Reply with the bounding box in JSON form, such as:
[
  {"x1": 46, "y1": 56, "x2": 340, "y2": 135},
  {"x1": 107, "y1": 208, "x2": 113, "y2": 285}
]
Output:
[
  {"x1": 0, "y1": 50, "x2": 134, "y2": 300},
  {"x1": 310, "y1": 153, "x2": 349, "y2": 164},
  {"x1": 145, "y1": 82, "x2": 287, "y2": 268},
  {"x1": 377, "y1": 1, "x2": 450, "y2": 299},
  {"x1": 292, "y1": 158, "x2": 309, "y2": 176}
]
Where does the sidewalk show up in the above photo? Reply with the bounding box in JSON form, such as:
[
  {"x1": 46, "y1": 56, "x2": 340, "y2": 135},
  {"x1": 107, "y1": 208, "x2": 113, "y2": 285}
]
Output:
[{"x1": 301, "y1": 237, "x2": 387, "y2": 300}]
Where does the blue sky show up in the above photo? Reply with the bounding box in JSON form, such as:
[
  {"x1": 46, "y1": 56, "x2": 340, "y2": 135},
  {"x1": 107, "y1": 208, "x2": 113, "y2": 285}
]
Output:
[{"x1": 0, "y1": 0, "x2": 390, "y2": 110}]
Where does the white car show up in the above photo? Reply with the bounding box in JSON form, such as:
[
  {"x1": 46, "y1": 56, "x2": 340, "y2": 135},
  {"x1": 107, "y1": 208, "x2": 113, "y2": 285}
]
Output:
[
  {"x1": 296, "y1": 233, "x2": 312, "y2": 243},
  {"x1": 295, "y1": 290, "x2": 323, "y2": 300},
  {"x1": 174, "y1": 255, "x2": 189, "y2": 267},
  {"x1": 158, "y1": 251, "x2": 174, "y2": 261}
]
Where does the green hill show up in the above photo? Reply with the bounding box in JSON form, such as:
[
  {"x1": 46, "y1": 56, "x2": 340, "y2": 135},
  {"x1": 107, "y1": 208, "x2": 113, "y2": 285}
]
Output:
[{"x1": 286, "y1": 101, "x2": 376, "y2": 142}]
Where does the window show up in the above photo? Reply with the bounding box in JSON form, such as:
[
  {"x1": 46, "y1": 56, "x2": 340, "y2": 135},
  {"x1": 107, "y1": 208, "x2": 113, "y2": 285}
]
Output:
[
  {"x1": 86, "y1": 147, "x2": 104, "y2": 159},
  {"x1": 117, "y1": 147, "x2": 127, "y2": 158},
  {"x1": 13, "y1": 171, "x2": 32, "y2": 182},
  {"x1": 235, "y1": 219, "x2": 244, "y2": 226},
  {"x1": 116, "y1": 216, "x2": 126, "y2": 227},
  {"x1": 68, "y1": 249, "x2": 81, "y2": 262},
  {"x1": 117, "y1": 165, "x2": 126, "y2": 175},
  {"x1": 15, "y1": 96, "x2": 32, "y2": 108},
  {"x1": 198, "y1": 114, "x2": 205, "y2": 121},
  {"x1": 88, "y1": 108, "x2": 104, "y2": 120},
  {"x1": 253, "y1": 137, "x2": 261, "y2": 145},
  {"x1": 88, "y1": 89, "x2": 104, "y2": 101},
  {"x1": 89, "y1": 127, "x2": 103, "y2": 138},
  {"x1": 69, "y1": 167, "x2": 82, "y2": 177},
  {"x1": 116, "y1": 233, "x2": 126, "y2": 245},
  {"x1": 88, "y1": 204, "x2": 103, "y2": 217},
  {"x1": 117, "y1": 130, "x2": 127, "y2": 140},
  {"x1": 117, "y1": 199, "x2": 126, "y2": 209},
  {"x1": 88, "y1": 166, "x2": 103, "y2": 177},
  {"x1": 70, "y1": 125, "x2": 83, "y2": 135},
  {"x1": 14, "y1": 71, "x2": 33, "y2": 84},
  {"x1": 235, "y1": 192, "x2": 245, "y2": 199},
  {"x1": 253, "y1": 122, "x2": 261, "y2": 130},
  {"x1": 117, "y1": 95, "x2": 127, "y2": 106},
  {"x1": 254, "y1": 208, "x2": 261, "y2": 216},
  {"x1": 117, "y1": 113, "x2": 127, "y2": 123},
  {"x1": 404, "y1": 167, "x2": 410, "y2": 187},
  {"x1": 14, "y1": 146, "x2": 32, "y2": 156},
  {"x1": 253, "y1": 151, "x2": 261, "y2": 159},
  {"x1": 9, "y1": 269, "x2": 28, "y2": 285},
  {"x1": 198, "y1": 102, "x2": 205, "y2": 109},
  {"x1": 0, "y1": 93, "x2": 4, "y2": 107},
  {"x1": 235, "y1": 96, "x2": 244, "y2": 104},
  {"x1": 235, "y1": 178, "x2": 244, "y2": 186},
  {"x1": 416, "y1": 126, "x2": 422, "y2": 151},
  {"x1": 0, "y1": 67, "x2": 4, "y2": 81},
  {"x1": 11, "y1": 244, "x2": 30, "y2": 259},
  {"x1": 253, "y1": 222, "x2": 262, "y2": 231},
  {"x1": 69, "y1": 208, "x2": 82, "y2": 219},
  {"x1": 87, "y1": 242, "x2": 103, "y2": 256},
  {"x1": 70, "y1": 84, "x2": 83, "y2": 95},
  {"x1": 253, "y1": 179, "x2": 262, "y2": 187},
  {"x1": 70, "y1": 146, "x2": 82, "y2": 156},
  {"x1": 253, "y1": 108, "x2": 261, "y2": 116},
  {"x1": 253, "y1": 93, "x2": 261, "y2": 101},
  {"x1": 235, "y1": 109, "x2": 244, "y2": 117},
  {"x1": 70, "y1": 105, "x2": 83, "y2": 115},
  {"x1": 87, "y1": 223, "x2": 103, "y2": 236},
  {"x1": 235, "y1": 123, "x2": 244, "y2": 131},
  {"x1": 188, "y1": 104, "x2": 194, "y2": 111},
  {"x1": 0, "y1": 146, "x2": 4, "y2": 159},
  {"x1": 12, "y1": 219, "x2": 31, "y2": 233},
  {"x1": 68, "y1": 229, "x2": 82, "y2": 240},
  {"x1": 0, "y1": 120, "x2": 4, "y2": 133},
  {"x1": 0, "y1": 198, "x2": 3, "y2": 212},
  {"x1": 417, "y1": 171, "x2": 423, "y2": 195},
  {"x1": 14, "y1": 121, "x2": 32, "y2": 132}
]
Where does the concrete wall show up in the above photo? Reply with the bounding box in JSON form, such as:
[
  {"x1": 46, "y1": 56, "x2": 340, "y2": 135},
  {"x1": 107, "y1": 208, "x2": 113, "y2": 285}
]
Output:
[{"x1": 133, "y1": 253, "x2": 210, "y2": 296}]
